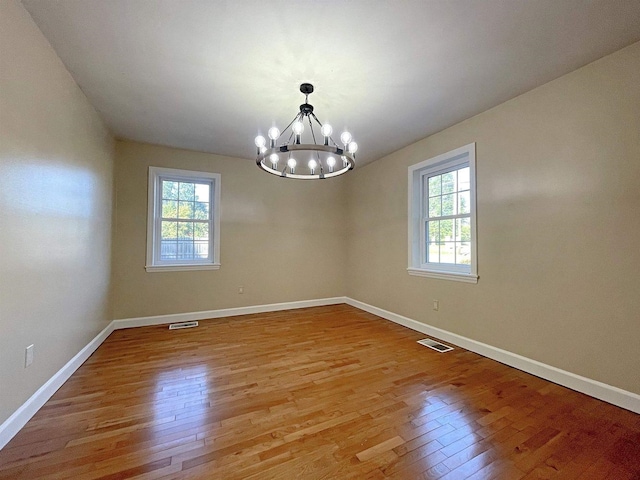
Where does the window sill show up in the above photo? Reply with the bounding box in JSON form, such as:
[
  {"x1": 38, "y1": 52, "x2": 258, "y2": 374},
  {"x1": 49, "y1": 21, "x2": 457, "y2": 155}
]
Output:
[
  {"x1": 145, "y1": 263, "x2": 221, "y2": 273},
  {"x1": 407, "y1": 268, "x2": 478, "y2": 283}
]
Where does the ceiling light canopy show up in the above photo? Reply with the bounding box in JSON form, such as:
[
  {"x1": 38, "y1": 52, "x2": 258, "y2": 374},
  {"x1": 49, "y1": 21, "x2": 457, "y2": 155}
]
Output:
[{"x1": 255, "y1": 83, "x2": 356, "y2": 180}]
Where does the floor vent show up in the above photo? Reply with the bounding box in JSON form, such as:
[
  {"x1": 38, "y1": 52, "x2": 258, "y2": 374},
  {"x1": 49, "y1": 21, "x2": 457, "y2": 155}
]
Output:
[
  {"x1": 169, "y1": 321, "x2": 199, "y2": 330},
  {"x1": 417, "y1": 338, "x2": 454, "y2": 352}
]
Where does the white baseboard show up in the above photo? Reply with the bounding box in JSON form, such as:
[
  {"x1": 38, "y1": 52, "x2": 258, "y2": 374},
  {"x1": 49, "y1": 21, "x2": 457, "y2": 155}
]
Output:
[
  {"x1": 345, "y1": 297, "x2": 640, "y2": 414},
  {"x1": 0, "y1": 321, "x2": 115, "y2": 450},
  {"x1": 112, "y1": 297, "x2": 348, "y2": 329}
]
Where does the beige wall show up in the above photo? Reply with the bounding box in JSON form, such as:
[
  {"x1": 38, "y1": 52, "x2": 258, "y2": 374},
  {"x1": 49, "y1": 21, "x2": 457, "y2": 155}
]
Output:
[
  {"x1": 0, "y1": 0, "x2": 114, "y2": 424},
  {"x1": 346, "y1": 42, "x2": 640, "y2": 395},
  {"x1": 112, "y1": 141, "x2": 347, "y2": 319}
]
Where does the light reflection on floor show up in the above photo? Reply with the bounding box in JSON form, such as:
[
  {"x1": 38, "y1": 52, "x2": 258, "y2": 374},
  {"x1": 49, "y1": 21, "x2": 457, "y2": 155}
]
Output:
[{"x1": 151, "y1": 364, "x2": 211, "y2": 431}]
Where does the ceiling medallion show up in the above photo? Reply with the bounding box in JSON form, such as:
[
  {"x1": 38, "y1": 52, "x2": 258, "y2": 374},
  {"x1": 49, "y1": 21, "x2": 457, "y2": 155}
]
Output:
[{"x1": 254, "y1": 83, "x2": 357, "y2": 179}]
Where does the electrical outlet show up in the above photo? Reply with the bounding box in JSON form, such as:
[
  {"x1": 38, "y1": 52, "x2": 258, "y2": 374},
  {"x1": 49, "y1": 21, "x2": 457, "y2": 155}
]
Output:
[
  {"x1": 433, "y1": 300, "x2": 439, "y2": 311},
  {"x1": 238, "y1": 286, "x2": 244, "y2": 294},
  {"x1": 25, "y1": 344, "x2": 34, "y2": 368}
]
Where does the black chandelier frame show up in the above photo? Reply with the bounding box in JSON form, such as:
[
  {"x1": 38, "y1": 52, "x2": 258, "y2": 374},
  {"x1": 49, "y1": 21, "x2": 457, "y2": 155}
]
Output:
[{"x1": 255, "y1": 83, "x2": 356, "y2": 180}]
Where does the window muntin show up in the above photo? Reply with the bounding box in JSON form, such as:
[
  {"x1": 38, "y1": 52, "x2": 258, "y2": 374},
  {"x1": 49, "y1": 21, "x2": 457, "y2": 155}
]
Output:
[
  {"x1": 408, "y1": 144, "x2": 477, "y2": 283},
  {"x1": 146, "y1": 167, "x2": 220, "y2": 272}
]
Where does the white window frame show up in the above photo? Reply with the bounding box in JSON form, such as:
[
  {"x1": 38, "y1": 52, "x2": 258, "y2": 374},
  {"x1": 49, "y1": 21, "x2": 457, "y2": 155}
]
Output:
[
  {"x1": 408, "y1": 143, "x2": 478, "y2": 283},
  {"x1": 146, "y1": 166, "x2": 221, "y2": 272}
]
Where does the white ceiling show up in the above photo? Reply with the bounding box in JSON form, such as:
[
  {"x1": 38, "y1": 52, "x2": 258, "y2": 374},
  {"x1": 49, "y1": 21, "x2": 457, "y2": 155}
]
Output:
[{"x1": 22, "y1": 0, "x2": 640, "y2": 167}]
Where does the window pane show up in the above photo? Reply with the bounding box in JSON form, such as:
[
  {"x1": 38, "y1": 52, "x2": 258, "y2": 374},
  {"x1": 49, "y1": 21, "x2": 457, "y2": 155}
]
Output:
[
  {"x1": 457, "y1": 167, "x2": 470, "y2": 191},
  {"x1": 427, "y1": 243, "x2": 440, "y2": 263},
  {"x1": 177, "y1": 221, "x2": 194, "y2": 240},
  {"x1": 160, "y1": 243, "x2": 177, "y2": 259},
  {"x1": 457, "y1": 242, "x2": 471, "y2": 265},
  {"x1": 162, "y1": 180, "x2": 178, "y2": 200},
  {"x1": 426, "y1": 220, "x2": 440, "y2": 243},
  {"x1": 428, "y1": 175, "x2": 441, "y2": 197},
  {"x1": 458, "y1": 217, "x2": 471, "y2": 241},
  {"x1": 194, "y1": 241, "x2": 209, "y2": 259},
  {"x1": 179, "y1": 182, "x2": 195, "y2": 201},
  {"x1": 440, "y1": 219, "x2": 453, "y2": 241},
  {"x1": 440, "y1": 242, "x2": 455, "y2": 264},
  {"x1": 194, "y1": 222, "x2": 209, "y2": 240},
  {"x1": 428, "y1": 197, "x2": 441, "y2": 218},
  {"x1": 162, "y1": 200, "x2": 177, "y2": 218},
  {"x1": 194, "y1": 183, "x2": 210, "y2": 202},
  {"x1": 194, "y1": 202, "x2": 209, "y2": 220},
  {"x1": 442, "y1": 171, "x2": 456, "y2": 194},
  {"x1": 458, "y1": 191, "x2": 470, "y2": 214},
  {"x1": 177, "y1": 222, "x2": 194, "y2": 260},
  {"x1": 161, "y1": 221, "x2": 177, "y2": 240},
  {"x1": 177, "y1": 241, "x2": 194, "y2": 259},
  {"x1": 441, "y1": 194, "x2": 456, "y2": 216},
  {"x1": 178, "y1": 201, "x2": 194, "y2": 219},
  {"x1": 160, "y1": 221, "x2": 178, "y2": 260}
]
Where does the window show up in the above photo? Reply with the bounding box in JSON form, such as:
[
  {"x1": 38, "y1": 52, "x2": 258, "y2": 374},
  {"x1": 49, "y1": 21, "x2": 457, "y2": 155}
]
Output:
[
  {"x1": 146, "y1": 167, "x2": 220, "y2": 272},
  {"x1": 408, "y1": 143, "x2": 477, "y2": 283}
]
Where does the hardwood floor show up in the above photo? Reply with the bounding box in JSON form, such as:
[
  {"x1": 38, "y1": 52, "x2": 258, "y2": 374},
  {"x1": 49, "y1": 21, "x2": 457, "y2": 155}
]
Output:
[{"x1": 1, "y1": 304, "x2": 639, "y2": 479}]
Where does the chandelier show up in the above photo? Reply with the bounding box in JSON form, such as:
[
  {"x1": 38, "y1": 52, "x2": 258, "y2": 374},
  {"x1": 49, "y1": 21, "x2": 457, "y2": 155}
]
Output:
[{"x1": 254, "y1": 83, "x2": 357, "y2": 179}]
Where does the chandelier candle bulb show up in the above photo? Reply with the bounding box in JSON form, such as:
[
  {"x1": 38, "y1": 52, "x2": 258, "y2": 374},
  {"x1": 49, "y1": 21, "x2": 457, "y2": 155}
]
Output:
[
  {"x1": 321, "y1": 123, "x2": 332, "y2": 145},
  {"x1": 254, "y1": 83, "x2": 356, "y2": 179},
  {"x1": 292, "y1": 121, "x2": 304, "y2": 144},
  {"x1": 255, "y1": 135, "x2": 266, "y2": 154},
  {"x1": 268, "y1": 127, "x2": 280, "y2": 139},
  {"x1": 268, "y1": 127, "x2": 280, "y2": 147},
  {"x1": 326, "y1": 156, "x2": 336, "y2": 173},
  {"x1": 321, "y1": 123, "x2": 332, "y2": 136},
  {"x1": 292, "y1": 121, "x2": 304, "y2": 135}
]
